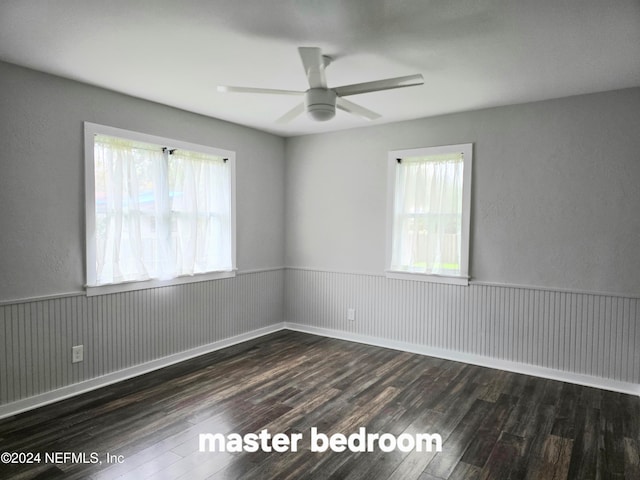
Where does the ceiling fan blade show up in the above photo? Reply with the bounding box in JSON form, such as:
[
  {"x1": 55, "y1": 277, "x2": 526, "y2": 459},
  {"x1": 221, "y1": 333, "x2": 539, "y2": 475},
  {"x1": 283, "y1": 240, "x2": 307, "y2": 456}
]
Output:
[
  {"x1": 298, "y1": 47, "x2": 327, "y2": 89},
  {"x1": 333, "y1": 74, "x2": 424, "y2": 97},
  {"x1": 336, "y1": 97, "x2": 381, "y2": 121},
  {"x1": 275, "y1": 102, "x2": 305, "y2": 124},
  {"x1": 217, "y1": 86, "x2": 303, "y2": 96}
]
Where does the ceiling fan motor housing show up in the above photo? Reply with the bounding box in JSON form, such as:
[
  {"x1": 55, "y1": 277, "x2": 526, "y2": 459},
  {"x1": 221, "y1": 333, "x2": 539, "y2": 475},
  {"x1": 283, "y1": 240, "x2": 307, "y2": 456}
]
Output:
[{"x1": 305, "y1": 88, "x2": 336, "y2": 121}]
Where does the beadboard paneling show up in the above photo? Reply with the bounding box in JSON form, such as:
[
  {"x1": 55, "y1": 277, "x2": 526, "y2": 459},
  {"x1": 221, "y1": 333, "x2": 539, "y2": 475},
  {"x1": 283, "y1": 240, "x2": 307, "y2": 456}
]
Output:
[
  {"x1": 0, "y1": 269, "x2": 284, "y2": 406},
  {"x1": 285, "y1": 269, "x2": 639, "y2": 386},
  {"x1": 3, "y1": 267, "x2": 638, "y2": 411}
]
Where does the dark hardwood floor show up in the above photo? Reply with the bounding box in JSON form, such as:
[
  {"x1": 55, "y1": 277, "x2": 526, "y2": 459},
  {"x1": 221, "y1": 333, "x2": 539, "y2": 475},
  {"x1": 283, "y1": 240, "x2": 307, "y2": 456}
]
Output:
[{"x1": 0, "y1": 331, "x2": 638, "y2": 479}]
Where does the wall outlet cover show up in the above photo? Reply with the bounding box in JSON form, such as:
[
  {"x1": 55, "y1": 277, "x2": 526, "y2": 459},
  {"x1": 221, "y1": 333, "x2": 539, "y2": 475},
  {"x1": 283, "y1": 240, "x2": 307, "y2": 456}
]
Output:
[{"x1": 72, "y1": 345, "x2": 84, "y2": 363}]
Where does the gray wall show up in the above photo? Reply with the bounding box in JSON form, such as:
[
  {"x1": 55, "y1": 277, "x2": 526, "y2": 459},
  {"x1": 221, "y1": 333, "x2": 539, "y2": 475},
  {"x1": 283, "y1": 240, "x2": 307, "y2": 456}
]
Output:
[
  {"x1": 284, "y1": 89, "x2": 640, "y2": 390},
  {"x1": 285, "y1": 88, "x2": 640, "y2": 297},
  {"x1": 0, "y1": 61, "x2": 286, "y2": 302},
  {"x1": 0, "y1": 61, "x2": 286, "y2": 409}
]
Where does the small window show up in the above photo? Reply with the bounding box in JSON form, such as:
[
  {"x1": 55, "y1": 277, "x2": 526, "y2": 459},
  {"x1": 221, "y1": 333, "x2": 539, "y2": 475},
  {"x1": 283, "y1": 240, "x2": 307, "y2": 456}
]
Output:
[
  {"x1": 386, "y1": 143, "x2": 472, "y2": 285},
  {"x1": 84, "y1": 123, "x2": 236, "y2": 295}
]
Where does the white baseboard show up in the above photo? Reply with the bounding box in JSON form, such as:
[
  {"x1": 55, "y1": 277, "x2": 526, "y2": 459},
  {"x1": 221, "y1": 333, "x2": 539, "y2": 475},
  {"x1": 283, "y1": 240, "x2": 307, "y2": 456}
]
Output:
[
  {"x1": 2, "y1": 321, "x2": 637, "y2": 420},
  {"x1": 0, "y1": 323, "x2": 287, "y2": 420},
  {"x1": 285, "y1": 322, "x2": 640, "y2": 397}
]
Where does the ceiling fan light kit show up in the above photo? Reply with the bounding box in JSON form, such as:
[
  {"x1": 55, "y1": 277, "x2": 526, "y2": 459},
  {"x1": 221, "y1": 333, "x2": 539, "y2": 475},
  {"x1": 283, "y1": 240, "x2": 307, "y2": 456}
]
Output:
[
  {"x1": 218, "y1": 47, "x2": 424, "y2": 124},
  {"x1": 305, "y1": 88, "x2": 337, "y2": 121}
]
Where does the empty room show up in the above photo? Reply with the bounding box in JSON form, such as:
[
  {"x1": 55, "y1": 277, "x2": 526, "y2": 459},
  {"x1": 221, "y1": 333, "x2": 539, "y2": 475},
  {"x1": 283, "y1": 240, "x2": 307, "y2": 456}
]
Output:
[{"x1": 0, "y1": 1, "x2": 639, "y2": 479}]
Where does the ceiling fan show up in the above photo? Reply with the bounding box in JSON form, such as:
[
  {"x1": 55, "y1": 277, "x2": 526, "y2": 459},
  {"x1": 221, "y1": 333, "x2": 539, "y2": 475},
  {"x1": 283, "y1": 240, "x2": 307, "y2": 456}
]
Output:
[{"x1": 217, "y1": 47, "x2": 424, "y2": 123}]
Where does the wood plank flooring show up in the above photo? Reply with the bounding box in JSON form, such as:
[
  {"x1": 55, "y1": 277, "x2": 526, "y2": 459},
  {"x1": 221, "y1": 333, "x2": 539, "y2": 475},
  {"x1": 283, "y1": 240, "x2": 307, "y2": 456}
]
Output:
[{"x1": 0, "y1": 331, "x2": 638, "y2": 479}]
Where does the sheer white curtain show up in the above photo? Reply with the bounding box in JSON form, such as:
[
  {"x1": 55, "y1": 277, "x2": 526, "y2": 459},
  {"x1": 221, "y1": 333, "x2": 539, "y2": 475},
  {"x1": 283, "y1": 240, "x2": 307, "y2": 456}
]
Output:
[
  {"x1": 94, "y1": 136, "x2": 165, "y2": 285},
  {"x1": 91, "y1": 133, "x2": 234, "y2": 287},
  {"x1": 390, "y1": 153, "x2": 463, "y2": 275},
  {"x1": 169, "y1": 151, "x2": 232, "y2": 276}
]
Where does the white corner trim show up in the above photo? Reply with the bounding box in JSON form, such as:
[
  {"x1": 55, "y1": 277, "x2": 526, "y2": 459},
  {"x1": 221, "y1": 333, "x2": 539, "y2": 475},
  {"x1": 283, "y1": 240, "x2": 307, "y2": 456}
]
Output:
[
  {"x1": 284, "y1": 322, "x2": 640, "y2": 398},
  {"x1": 0, "y1": 323, "x2": 287, "y2": 420},
  {"x1": 237, "y1": 267, "x2": 286, "y2": 275},
  {"x1": 470, "y1": 280, "x2": 640, "y2": 299},
  {"x1": 0, "y1": 291, "x2": 85, "y2": 307},
  {"x1": 284, "y1": 266, "x2": 385, "y2": 277}
]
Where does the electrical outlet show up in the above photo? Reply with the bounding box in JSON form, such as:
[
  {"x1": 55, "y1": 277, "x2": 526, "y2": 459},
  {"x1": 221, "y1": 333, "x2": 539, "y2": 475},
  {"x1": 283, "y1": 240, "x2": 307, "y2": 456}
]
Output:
[
  {"x1": 72, "y1": 345, "x2": 84, "y2": 363},
  {"x1": 347, "y1": 308, "x2": 356, "y2": 321}
]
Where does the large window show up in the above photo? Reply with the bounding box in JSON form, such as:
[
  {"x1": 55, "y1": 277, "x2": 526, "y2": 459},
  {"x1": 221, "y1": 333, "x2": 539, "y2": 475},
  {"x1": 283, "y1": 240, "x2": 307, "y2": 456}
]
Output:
[
  {"x1": 84, "y1": 123, "x2": 236, "y2": 295},
  {"x1": 386, "y1": 143, "x2": 472, "y2": 285}
]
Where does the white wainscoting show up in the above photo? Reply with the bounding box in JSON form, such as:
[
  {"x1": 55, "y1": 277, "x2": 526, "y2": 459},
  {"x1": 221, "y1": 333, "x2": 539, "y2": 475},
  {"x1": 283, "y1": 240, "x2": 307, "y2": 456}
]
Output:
[
  {"x1": 285, "y1": 268, "x2": 639, "y2": 395},
  {"x1": 0, "y1": 269, "x2": 284, "y2": 417},
  {"x1": 2, "y1": 266, "x2": 638, "y2": 419}
]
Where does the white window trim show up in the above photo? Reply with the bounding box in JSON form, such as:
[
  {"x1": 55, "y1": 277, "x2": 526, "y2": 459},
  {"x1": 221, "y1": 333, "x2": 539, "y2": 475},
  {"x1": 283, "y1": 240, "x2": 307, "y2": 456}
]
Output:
[
  {"x1": 384, "y1": 271, "x2": 470, "y2": 285},
  {"x1": 385, "y1": 143, "x2": 473, "y2": 286},
  {"x1": 84, "y1": 122, "x2": 237, "y2": 296}
]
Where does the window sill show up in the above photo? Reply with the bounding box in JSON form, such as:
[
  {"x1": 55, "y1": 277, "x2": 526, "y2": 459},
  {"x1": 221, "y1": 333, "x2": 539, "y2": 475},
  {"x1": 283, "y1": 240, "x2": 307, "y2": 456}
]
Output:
[
  {"x1": 86, "y1": 270, "x2": 236, "y2": 297},
  {"x1": 385, "y1": 270, "x2": 469, "y2": 286}
]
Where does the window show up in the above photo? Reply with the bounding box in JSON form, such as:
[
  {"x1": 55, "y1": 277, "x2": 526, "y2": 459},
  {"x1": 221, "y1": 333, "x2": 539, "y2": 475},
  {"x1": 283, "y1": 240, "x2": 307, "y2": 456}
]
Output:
[
  {"x1": 386, "y1": 143, "x2": 472, "y2": 285},
  {"x1": 84, "y1": 123, "x2": 236, "y2": 295}
]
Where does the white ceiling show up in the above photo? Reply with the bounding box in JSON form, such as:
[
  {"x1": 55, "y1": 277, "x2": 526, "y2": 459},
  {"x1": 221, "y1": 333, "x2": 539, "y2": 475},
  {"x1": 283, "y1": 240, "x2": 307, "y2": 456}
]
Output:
[{"x1": 1, "y1": 0, "x2": 639, "y2": 137}]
